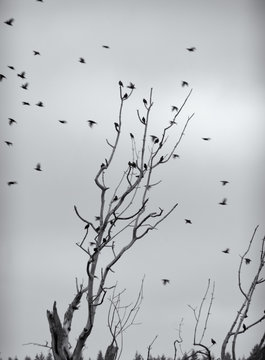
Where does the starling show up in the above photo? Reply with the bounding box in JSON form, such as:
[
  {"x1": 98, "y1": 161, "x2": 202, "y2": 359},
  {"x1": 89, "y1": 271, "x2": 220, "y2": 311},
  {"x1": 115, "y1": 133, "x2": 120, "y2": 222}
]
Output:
[
  {"x1": 8, "y1": 118, "x2": 17, "y2": 125},
  {"x1": 244, "y1": 258, "x2": 251, "y2": 265},
  {"x1": 221, "y1": 180, "x2": 229, "y2": 186},
  {"x1": 150, "y1": 135, "x2": 159, "y2": 143},
  {"x1": 242, "y1": 324, "x2": 246, "y2": 331},
  {"x1": 87, "y1": 120, "x2": 97, "y2": 128},
  {"x1": 4, "y1": 18, "x2": 14, "y2": 26},
  {"x1": 102, "y1": 45, "x2": 110, "y2": 49},
  {"x1": 58, "y1": 120, "x2": 67, "y2": 124},
  {"x1": 182, "y1": 81, "x2": 189, "y2": 87},
  {"x1": 123, "y1": 93, "x2": 128, "y2": 99},
  {"x1": 33, "y1": 50, "x2": 40, "y2": 56},
  {"x1": 17, "y1": 71, "x2": 26, "y2": 79},
  {"x1": 129, "y1": 132, "x2": 134, "y2": 139},
  {"x1": 219, "y1": 198, "x2": 227, "y2": 205},
  {"x1": 21, "y1": 82, "x2": 29, "y2": 90},
  {"x1": 127, "y1": 82, "x2": 136, "y2": 89},
  {"x1": 118, "y1": 80, "x2": 123, "y2": 87},
  {"x1": 0, "y1": 74, "x2": 6, "y2": 81},
  {"x1": 36, "y1": 101, "x2": 44, "y2": 107},
  {"x1": 35, "y1": 163, "x2": 42, "y2": 171},
  {"x1": 5, "y1": 141, "x2": 13, "y2": 146},
  {"x1": 22, "y1": 101, "x2": 30, "y2": 106},
  {"x1": 114, "y1": 122, "x2": 120, "y2": 132},
  {"x1": 186, "y1": 47, "x2": 196, "y2": 52},
  {"x1": 211, "y1": 338, "x2": 216, "y2": 345},
  {"x1": 79, "y1": 57, "x2": 85, "y2": 63},
  {"x1": 222, "y1": 248, "x2": 230, "y2": 254},
  {"x1": 202, "y1": 137, "x2": 211, "y2": 141},
  {"x1": 7, "y1": 181, "x2": 17, "y2": 186},
  {"x1": 162, "y1": 279, "x2": 170, "y2": 285},
  {"x1": 143, "y1": 98, "x2": 148, "y2": 105},
  {"x1": 185, "y1": 219, "x2": 192, "y2": 224}
]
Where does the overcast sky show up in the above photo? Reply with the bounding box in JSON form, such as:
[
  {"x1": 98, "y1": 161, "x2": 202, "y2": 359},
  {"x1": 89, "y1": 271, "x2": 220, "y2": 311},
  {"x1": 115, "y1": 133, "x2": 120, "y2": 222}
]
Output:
[{"x1": 0, "y1": 1, "x2": 265, "y2": 359}]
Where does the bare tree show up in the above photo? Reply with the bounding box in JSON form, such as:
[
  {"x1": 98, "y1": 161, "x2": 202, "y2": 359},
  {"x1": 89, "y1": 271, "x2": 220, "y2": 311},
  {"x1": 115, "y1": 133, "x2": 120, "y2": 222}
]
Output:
[{"x1": 46, "y1": 82, "x2": 194, "y2": 360}]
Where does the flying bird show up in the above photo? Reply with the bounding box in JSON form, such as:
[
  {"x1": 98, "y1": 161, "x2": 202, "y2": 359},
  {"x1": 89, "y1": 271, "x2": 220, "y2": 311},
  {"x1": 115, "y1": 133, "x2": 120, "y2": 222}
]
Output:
[
  {"x1": 36, "y1": 101, "x2": 44, "y2": 107},
  {"x1": 127, "y1": 82, "x2": 136, "y2": 89},
  {"x1": 222, "y1": 248, "x2": 230, "y2": 254},
  {"x1": 211, "y1": 338, "x2": 216, "y2": 345},
  {"x1": 21, "y1": 82, "x2": 29, "y2": 90},
  {"x1": 182, "y1": 81, "x2": 189, "y2": 87},
  {"x1": 221, "y1": 180, "x2": 229, "y2": 186},
  {"x1": 202, "y1": 137, "x2": 211, "y2": 141},
  {"x1": 33, "y1": 50, "x2": 40, "y2": 56},
  {"x1": 102, "y1": 45, "x2": 110, "y2": 49},
  {"x1": 8, "y1": 118, "x2": 17, "y2": 125},
  {"x1": 173, "y1": 154, "x2": 180, "y2": 159},
  {"x1": 171, "y1": 105, "x2": 179, "y2": 112},
  {"x1": 87, "y1": 120, "x2": 97, "y2": 128},
  {"x1": 22, "y1": 101, "x2": 30, "y2": 106},
  {"x1": 5, "y1": 141, "x2": 13, "y2": 146},
  {"x1": 8, "y1": 66, "x2": 15, "y2": 70},
  {"x1": 162, "y1": 279, "x2": 170, "y2": 285},
  {"x1": 4, "y1": 18, "x2": 14, "y2": 26},
  {"x1": 7, "y1": 181, "x2": 17, "y2": 186},
  {"x1": 58, "y1": 120, "x2": 67, "y2": 124},
  {"x1": 17, "y1": 71, "x2": 26, "y2": 79},
  {"x1": 79, "y1": 57, "x2": 85, "y2": 63},
  {"x1": 186, "y1": 47, "x2": 196, "y2": 52},
  {"x1": 185, "y1": 219, "x2": 192, "y2": 224},
  {"x1": 0, "y1": 74, "x2": 6, "y2": 81},
  {"x1": 219, "y1": 198, "x2": 227, "y2": 205},
  {"x1": 35, "y1": 163, "x2": 42, "y2": 171},
  {"x1": 244, "y1": 258, "x2": 251, "y2": 264}
]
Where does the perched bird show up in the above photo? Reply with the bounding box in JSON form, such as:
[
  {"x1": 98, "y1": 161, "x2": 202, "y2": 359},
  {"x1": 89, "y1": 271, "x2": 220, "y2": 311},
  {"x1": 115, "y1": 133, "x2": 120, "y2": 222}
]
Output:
[
  {"x1": 113, "y1": 195, "x2": 118, "y2": 201},
  {"x1": 95, "y1": 216, "x2": 100, "y2": 221},
  {"x1": 35, "y1": 163, "x2": 42, "y2": 171},
  {"x1": 162, "y1": 279, "x2": 170, "y2": 285},
  {"x1": 143, "y1": 98, "x2": 148, "y2": 105},
  {"x1": 219, "y1": 198, "x2": 227, "y2": 205},
  {"x1": 58, "y1": 120, "x2": 67, "y2": 124},
  {"x1": 4, "y1": 18, "x2": 14, "y2": 26},
  {"x1": 79, "y1": 57, "x2": 85, "y2": 63},
  {"x1": 123, "y1": 93, "x2": 128, "y2": 99},
  {"x1": 243, "y1": 324, "x2": 247, "y2": 331},
  {"x1": 171, "y1": 105, "x2": 179, "y2": 112},
  {"x1": 17, "y1": 71, "x2": 26, "y2": 79},
  {"x1": 127, "y1": 82, "x2": 136, "y2": 89},
  {"x1": 0, "y1": 74, "x2": 6, "y2": 81},
  {"x1": 5, "y1": 141, "x2": 13, "y2": 146},
  {"x1": 150, "y1": 135, "x2": 159, "y2": 143},
  {"x1": 182, "y1": 81, "x2": 189, "y2": 87},
  {"x1": 102, "y1": 45, "x2": 110, "y2": 49},
  {"x1": 244, "y1": 258, "x2": 251, "y2": 264},
  {"x1": 36, "y1": 0, "x2": 44, "y2": 2},
  {"x1": 118, "y1": 80, "x2": 123, "y2": 87},
  {"x1": 173, "y1": 154, "x2": 180, "y2": 159},
  {"x1": 129, "y1": 132, "x2": 134, "y2": 139},
  {"x1": 36, "y1": 101, "x2": 44, "y2": 107},
  {"x1": 7, "y1": 181, "x2": 17, "y2": 186},
  {"x1": 185, "y1": 219, "x2": 192, "y2": 224},
  {"x1": 8, "y1": 65, "x2": 15, "y2": 70},
  {"x1": 202, "y1": 137, "x2": 211, "y2": 141},
  {"x1": 22, "y1": 101, "x2": 30, "y2": 106},
  {"x1": 21, "y1": 82, "x2": 29, "y2": 90},
  {"x1": 33, "y1": 50, "x2": 40, "y2": 56},
  {"x1": 222, "y1": 248, "x2": 230, "y2": 254},
  {"x1": 221, "y1": 180, "x2": 229, "y2": 186},
  {"x1": 114, "y1": 122, "x2": 120, "y2": 132},
  {"x1": 87, "y1": 120, "x2": 97, "y2": 128},
  {"x1": 186, "y1": 47, "x2": 196, "y2": 52},
  {"x1": 211, "y1": 338, "x2": 216, "y2": 345},
  {"x1": 8, "y1": 118, "x2": 17, "y2": 125}
]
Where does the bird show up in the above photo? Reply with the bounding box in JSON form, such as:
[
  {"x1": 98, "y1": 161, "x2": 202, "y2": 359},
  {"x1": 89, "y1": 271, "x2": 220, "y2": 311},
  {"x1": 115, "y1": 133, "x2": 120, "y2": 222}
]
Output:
[
  {"x1": 33, "y1": 50, "x2": 40, "y2": 56},
  {"x1": 8, "y1": 118, "x2": 17, "y2": 125},
  {"x1": 162, "y1": 279, "x2": 170, "y2": 285},
  {"x1": 21, "y1": 82, "x2": 29, "y2": 90},
  {"x1": 222, "y1": 248, "x2": 230, "y2": 254},
  {"x1": 35, "y1": 163, "x2": 42, "y2": 171},
  {"x1": 36, "y1": 101, "x2": 44, "y2": 107},
  {"x1": 58, "y1": 120, "x2": 67, "y2": 124},
  {"x1": 17, "y1": 71, "x2": 26, "y2": 79},
  {"x1": 185, "y1": 219, "x2": 192, "y2": 224},
  {"x1": 36, "y1": 0, "x2": 43, "y2": 2},
  {"x1": 150, "y1": 135, "x2": 159, "y2": 143},
  {"x1": 221, "y1": 180, "x2": 229, "y2": 186},
  {"x1": 173, "y1": 154, "x2": 180, "y2": 159},
  {"x1": 102, "y1": 45, "x2": 110, "y2": 49},
  {"x1": 113, "y1": 195, "x2": 118, "y2": 201},
  {"x1": 219, "y1": 198, "x2": 227, "y2": 205},
  {"x1": 0, "y1": 74, "x2": 6, "y2": 81},
  {"x1": 118, "y1": 80, "x2": 123, "y2": 87},
  {"x1": 211, "y1": 338, "x2": 216, "y2": 345},
  {"x1": 7, "y1": 181, "x2": 17, "y2": 186},
  {"x1": 244, "y1": 258, "x2": 251, "y2": 264},
  {"x1": 5, "y1": 141, "x2": 13, "y2": 146},
  {"x1": 129, "y1": 133, "x2": 134, "y2": 139},
  {"x1": 242, "y1": 324, "x2": 247, "y2": 331},
  {"x1": 114, "y1": 122, "x2": 120, "y2": 132},
  {"x1": 22, "y1": 101, "x2": 30, "y2": 106},
  {"x1": 8, "y1": 65, "x2": 15, "y2": 70},
  {"x1": 202, "y1": 137, "x2": 211, "y2": 141},
  {"x1": 186, "y1": 47, "x2": 196, "y2": 52},
  {"x1": 79, "y1": 57, "x2": 85, "y2": 63},
  {"x1": 87, "y1": 120, "x2": 97, "y2": 128},
  {"x1": 182, "y1": 81, "x2": 189, "y2": 87},
  {"x1": 127, "y1": 82, "x2": 136, "y2": 89},
  {"x1": 143, "y1": 98, "x2": 148, "y2": 105},
  {"x1": 4, "y1": 18, "x2": 14, "y2": 26},
  {"x1": 123, "y1": 93, "x2": 128, "y2": 99},
  {"x1": 171, "y1": 105, "x2": 179, "y2": 112}
]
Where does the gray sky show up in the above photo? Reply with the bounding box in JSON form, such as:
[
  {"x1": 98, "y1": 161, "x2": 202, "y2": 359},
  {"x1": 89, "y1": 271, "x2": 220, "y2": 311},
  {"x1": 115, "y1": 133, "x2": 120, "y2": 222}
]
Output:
[{"x1": 1, "y1": 0, "x2": 265, "y2": 359}]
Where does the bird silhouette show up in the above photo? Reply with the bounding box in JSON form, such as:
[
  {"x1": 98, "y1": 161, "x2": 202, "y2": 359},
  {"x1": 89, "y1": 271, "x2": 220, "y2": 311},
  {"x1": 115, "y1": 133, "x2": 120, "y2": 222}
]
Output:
[
  {"x1": 186, "y1": 47, "x2": 196, "y2": 52},
  {"x1": 79, "y1": 57, "x2": 85, "y2": 63},
  {"x1": 171, "y1": 105, "x2": 178, "y2": 112},
  {"x1": 4, "y1": 18, "x2": 14, "y2": 26},
  {"x1": 17, "y1": 71, "x2": 26, "y2": 79},
  {"x1": 143, "y1": 98, "x2": 148, "y2": 105},
  {"x1": 21, "y1": 82, "x2": 29, "y2": 90},
  {"x1": 129, "y1": 133, "x2": 134, "y2": 139},
  {"x1": 202, "y1": 137, "x2": 211, "y2": 141},
  {"x1": 8, "y1": 66, "x2": 15, "y2": 70},
  {"x1": 87, "y1": 120, "x2": 97, "y2": 128},
  {"x1": 5, "y1": 141, "x2": 13, "y2": 146},
  {"x1": 244, "y1": 258, "x2": 251, "y2": 264},
  {"x1": 173, "y1": 154, "x2": 180, "y2": 159},
  {"x1": 222, "y1": 248, "x2": 230, "y2": 254},
  {"x1": 150, "y1": 135, "x2": 159, "y2": 143},
  {"x1": 33, "y1": 50, "x2": 40, "y2": 56},
  {"x1": 102, "y1": 45, "x2": 110, "y2": 49},
  {"x1": 0, "y1": 74, "x2": 6, "y2": 81},
  {"x1": 221, "y1": 180, "x2": 229, "y2": 186},
  {"x1": 22, "y1": 101, "x2": 30, "y2": 106},
  {"x1": 36, "y1": 101, "x2": 44, "y2": 107},
  {"x1": 242, "y1": 324, "x2": 247, "y2": 331},
  {"x1": 127, "y1": 82, "x2": 136, "y2": 89},
  {"x1": 8, "y1": 118, "x2": 17, "y2": 125},
  {"x1": 182, "y1": 81, "x2": 189, "y2": 87},
  {"x1": 114, "y1": 122, "x2": 120, "y2": 132},
  {"x1": 36, "y1": 0, "x2": 43, "y2": 2},
  {"x1": 58, "y1": 120, "x2": 67, "y2": 124},
  {"x1": 35, "y1": 163, "x2": 42, "y2": 171},
  {"x1": 7, "y1": 181, "x2": 17, "y2": 186},
  {"x1": 162, "y1": 279, "x2": 170, "y2": 285},
  {"x1": 118, "y1": 80, "x2": 123, "y2": 87},
  {"x1": 219, "y1": 198, "x2": 227, "y2": 205},
  {"x1": 211, "y1": 338, "x2": 216, "y2": 345},
  {"x1": 185, "y1": 219, "x2": 192, "y2": 224}
]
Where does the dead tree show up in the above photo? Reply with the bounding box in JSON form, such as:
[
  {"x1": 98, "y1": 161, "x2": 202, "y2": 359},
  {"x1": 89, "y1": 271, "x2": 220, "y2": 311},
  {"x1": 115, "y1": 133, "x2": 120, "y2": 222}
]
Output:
[
  {"x1": 221, "y1": 225, "x2": 265, "y2": 360},
  {"x1": 46, "y1": 82, "x2": 194, "y2": 360}
]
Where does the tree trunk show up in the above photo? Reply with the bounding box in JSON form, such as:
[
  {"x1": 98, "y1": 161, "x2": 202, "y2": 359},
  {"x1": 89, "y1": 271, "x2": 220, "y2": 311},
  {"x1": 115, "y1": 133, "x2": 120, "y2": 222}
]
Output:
[{"x1": 104, "y1": 344, "x2": 118, "y2": 360}]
